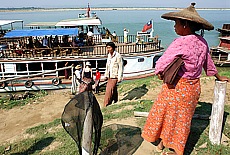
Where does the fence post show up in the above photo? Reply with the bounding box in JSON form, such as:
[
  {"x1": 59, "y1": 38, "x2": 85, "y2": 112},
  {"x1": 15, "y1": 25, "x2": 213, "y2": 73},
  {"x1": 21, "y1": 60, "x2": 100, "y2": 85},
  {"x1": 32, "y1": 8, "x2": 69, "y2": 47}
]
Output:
[{"x1": 209, "y1": 80, "x2": 227, "y2": 145}]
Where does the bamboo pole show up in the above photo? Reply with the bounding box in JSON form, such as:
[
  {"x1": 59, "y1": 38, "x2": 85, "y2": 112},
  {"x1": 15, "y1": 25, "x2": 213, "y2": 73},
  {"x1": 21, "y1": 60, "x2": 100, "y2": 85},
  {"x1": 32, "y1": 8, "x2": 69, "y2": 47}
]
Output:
[{"x1": 209, "y1": 80, "x2": 227, "y2": 145}]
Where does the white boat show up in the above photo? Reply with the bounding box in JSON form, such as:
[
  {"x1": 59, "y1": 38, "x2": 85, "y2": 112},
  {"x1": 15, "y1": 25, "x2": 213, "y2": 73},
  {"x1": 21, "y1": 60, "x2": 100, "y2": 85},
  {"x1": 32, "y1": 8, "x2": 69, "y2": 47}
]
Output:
[
  {"x1": 0, "y1": 5, "x2": 163, "y2": 93},
  {"x1": 0, "y1": 20, "x2": 24, "y2": 37}
]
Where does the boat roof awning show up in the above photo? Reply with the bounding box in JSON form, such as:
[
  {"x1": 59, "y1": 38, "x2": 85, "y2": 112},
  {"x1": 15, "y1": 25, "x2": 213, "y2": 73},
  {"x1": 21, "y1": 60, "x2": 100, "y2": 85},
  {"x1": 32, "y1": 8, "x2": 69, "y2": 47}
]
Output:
[
  {"x1": 55, "y1": 17, "x2": 102, "y2": 26},
  {"x1": 3, "y1": 28, "x2": 78, "y2": 38},
  {"x1": 0, "y1": 20, "x2": 23, "y2": 26},
  {"x1": 25, "y1": 22, "x2": 58, "y2": 27}
]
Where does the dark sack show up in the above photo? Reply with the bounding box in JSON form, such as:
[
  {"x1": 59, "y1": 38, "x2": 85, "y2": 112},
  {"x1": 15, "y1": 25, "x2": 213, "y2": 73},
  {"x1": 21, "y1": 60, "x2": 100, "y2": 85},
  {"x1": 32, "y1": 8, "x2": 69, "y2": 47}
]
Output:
[{"x1": 162, "y1": 57, "x2": 184, "y2": 84}]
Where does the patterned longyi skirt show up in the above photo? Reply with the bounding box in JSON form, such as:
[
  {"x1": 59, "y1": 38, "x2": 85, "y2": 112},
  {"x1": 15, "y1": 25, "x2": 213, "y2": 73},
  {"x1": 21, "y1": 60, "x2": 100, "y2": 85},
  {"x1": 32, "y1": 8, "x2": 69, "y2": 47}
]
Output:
[{"x1": 142, "y1": 78, "x2": 201, "y2": 155}]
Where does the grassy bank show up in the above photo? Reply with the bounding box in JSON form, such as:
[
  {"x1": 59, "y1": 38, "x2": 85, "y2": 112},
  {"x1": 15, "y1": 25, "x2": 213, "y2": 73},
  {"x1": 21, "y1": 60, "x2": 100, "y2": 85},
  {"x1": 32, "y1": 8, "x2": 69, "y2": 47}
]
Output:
[{"x1": 0, "y1": 73, "x2": 230, "y2": 154}]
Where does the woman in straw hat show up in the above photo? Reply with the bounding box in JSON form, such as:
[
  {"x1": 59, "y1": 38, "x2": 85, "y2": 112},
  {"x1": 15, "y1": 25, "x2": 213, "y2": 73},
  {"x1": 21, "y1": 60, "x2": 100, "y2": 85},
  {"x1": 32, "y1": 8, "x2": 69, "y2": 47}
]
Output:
[{"x1": 141, "y1": 3, "x2": 229, "y2": 155}]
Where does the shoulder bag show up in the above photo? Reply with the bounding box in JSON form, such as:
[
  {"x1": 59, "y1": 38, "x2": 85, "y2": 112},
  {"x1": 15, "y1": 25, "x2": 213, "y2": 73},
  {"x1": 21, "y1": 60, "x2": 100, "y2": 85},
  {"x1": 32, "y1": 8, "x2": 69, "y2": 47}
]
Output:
[{"x1": 162, "y1": 57, "x2": 184, "y2": 84}]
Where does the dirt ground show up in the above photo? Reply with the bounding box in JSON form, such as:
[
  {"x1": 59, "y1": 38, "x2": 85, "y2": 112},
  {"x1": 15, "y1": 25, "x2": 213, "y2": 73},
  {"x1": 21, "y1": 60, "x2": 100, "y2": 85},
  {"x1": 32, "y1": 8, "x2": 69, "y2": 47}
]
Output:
[{"x1": 0, "y1": 77, "x2": 229, "y2": 154}]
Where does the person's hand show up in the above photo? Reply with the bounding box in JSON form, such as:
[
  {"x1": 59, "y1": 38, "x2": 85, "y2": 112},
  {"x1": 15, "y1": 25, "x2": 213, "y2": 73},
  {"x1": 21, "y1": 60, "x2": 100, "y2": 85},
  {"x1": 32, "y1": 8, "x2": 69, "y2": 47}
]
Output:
[
  {"x1": 217, "y1": 76, "x2": 230, "y2": 82},
  {"x1": 215, "y1": 73, "x2": 230, "y2": 82}
]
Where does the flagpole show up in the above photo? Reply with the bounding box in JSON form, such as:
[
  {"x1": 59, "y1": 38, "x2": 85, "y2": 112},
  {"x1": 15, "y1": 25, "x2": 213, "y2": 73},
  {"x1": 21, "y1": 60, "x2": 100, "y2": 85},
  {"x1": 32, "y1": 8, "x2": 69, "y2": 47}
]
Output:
[{"x1": 151, "y1": 19, "x2": 154, "y2": 38}]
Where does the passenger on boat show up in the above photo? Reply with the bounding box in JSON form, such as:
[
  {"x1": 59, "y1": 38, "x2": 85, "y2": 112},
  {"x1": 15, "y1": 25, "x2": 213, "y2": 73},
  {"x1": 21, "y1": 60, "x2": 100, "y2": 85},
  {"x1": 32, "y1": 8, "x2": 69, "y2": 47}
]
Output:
[
  {"x1": 53, "y1": 35, "x2": 59, "y2": 47},
  {"x1": 42, "y1": 36, "x2": 48, "y2": 48},
  {"x1": 112, "y1": 31, "x2": 117, "y2": 42},
  {"x1": 34, "y1": 37, "x2": 42, "y2": 48},
  {"x1": 28, "y1": 36, "x2": 34, "y2": 49},
  {"x1": 14, "y1": 41, "x2": 23, "y2": 56},
  {"x1": 87, "y1": 29, "x2": 94, "y2": 46},
  {"x1": 123, "y1": 28, "x2": 129, "y2": 43},
  {"x1": 77, "y1": 32, "x2": 85, "y2": 47},
  {"x1": 141, "y1": 3, "x2": 230, "y2": 155},
  {"x1": 104, "y1": 42, "x2": 124, "y2": 107},
  {"x1": 105, "y1": 28, "x2": 111, "y2": 39}
]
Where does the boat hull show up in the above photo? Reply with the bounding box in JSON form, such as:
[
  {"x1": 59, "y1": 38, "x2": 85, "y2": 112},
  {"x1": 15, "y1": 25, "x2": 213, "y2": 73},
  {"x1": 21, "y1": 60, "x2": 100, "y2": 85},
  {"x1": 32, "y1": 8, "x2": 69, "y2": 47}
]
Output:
[{"x1": 0, "y1": 50, "x2": 163, "y2": 92}]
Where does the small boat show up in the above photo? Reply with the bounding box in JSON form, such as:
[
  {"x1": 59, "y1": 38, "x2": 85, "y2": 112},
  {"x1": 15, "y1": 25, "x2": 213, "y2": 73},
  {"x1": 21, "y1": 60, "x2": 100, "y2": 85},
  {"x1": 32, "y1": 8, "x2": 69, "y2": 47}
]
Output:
[
  {"x1": 210, "y1": 24, "x2": 230, "y2": 67},
  {"x1": 216, "y1": 24, "x2": 230, "y2": 37},
  {"x1": 0, "y1": 4, "x2": 163, "y2": 93},
  {"x1": 0, "y1": 20, "x2": 24, "y2": 37}
]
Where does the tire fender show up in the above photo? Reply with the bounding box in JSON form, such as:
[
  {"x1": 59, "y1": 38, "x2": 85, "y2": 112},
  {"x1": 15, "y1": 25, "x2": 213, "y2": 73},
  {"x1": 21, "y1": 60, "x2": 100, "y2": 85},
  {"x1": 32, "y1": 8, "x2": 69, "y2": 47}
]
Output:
[
  {"x1": 52, "y1": 77, "x2": 61, "y2": 86},
  {"x1": 0, "y1": 82, "x2": 6, "y2": 89},
  {"x1": 25, "y1": 80, "x2": 34, "y2": 88}
]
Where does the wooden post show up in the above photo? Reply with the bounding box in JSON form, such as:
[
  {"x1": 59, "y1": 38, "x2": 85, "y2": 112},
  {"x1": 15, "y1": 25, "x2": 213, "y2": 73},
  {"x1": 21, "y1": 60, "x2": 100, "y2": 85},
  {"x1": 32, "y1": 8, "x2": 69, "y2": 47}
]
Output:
[
  {"x1": 82, "y1": 107, "x2": 93, "y2": 155},
  {"x1": 209, "y1": 80, "x2": 227, "y2": 145}
]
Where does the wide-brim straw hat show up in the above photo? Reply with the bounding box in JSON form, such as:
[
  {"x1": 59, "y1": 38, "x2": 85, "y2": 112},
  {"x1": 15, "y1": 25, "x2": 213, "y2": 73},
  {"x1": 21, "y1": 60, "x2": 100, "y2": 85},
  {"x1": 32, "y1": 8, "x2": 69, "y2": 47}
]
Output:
[
  {"x1": 75, "y1": 65, "x2": 81, "y2": 70},
  {"x1": 86, "y1": 62, "x2": 91, "y2": 66},
  {"x1": 161, "y1": 3, "x2": 214, "y2": 30}
]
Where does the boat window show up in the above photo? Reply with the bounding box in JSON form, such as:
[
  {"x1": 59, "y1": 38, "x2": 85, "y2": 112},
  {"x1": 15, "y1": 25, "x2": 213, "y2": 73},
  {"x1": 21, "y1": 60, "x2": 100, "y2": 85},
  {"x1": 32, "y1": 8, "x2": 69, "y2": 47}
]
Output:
[
  {"x1": 16, "y1": 63, "x2": 26, "y2": 71},
  {"x1": 28, "y1": 63, "x2": 41, "y2": 71},
  {"x1": 138, "y1": 58, "x2": 144, "y2": 62},
  {"x1": 43, "y1": 62, "x2": 55, "y2": 70},
  {"x1": 153, "y1": 56, "x2": 161, "y2": 68},
  {"x1": 96, "y1": 60, "x2": 107, "y2": 74}
]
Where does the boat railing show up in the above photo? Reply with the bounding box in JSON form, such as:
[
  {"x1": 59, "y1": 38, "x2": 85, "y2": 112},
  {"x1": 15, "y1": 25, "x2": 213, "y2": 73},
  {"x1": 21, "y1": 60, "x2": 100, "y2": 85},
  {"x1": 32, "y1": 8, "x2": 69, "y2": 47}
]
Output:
[
  {"x1": 0, "y1": 69, "x2": 58, "y2": 79},
  {"x1": 0, "y1": 66, "x2": 72, "y2": 83},
  {"x1": 0, "y1": 40, "x2": 162, "y2": 59}
]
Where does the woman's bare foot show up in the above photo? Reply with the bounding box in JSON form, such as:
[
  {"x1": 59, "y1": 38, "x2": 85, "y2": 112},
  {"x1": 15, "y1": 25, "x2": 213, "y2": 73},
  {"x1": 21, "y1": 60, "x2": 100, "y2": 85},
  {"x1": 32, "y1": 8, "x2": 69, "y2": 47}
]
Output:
[{"x1": 156, "y1": 140, "x2": 164, "y2": 152}]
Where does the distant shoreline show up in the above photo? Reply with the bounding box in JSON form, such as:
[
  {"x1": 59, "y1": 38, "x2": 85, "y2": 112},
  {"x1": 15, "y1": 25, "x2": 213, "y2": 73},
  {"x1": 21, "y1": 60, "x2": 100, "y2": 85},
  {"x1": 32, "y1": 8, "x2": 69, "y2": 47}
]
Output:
[{"x1": 0, "y1": 7, "x2": 229, "y2": 12}]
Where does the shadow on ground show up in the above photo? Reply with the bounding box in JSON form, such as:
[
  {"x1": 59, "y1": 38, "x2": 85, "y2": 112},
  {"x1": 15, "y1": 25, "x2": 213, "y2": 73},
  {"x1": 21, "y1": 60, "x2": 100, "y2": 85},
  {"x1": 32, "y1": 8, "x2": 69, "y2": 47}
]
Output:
[
  {"x1": 11, "y1": 137, "x2": 54, "y2": 155},
  {"x1": 184, "y1": 101, "x2": 229, "y2": 155},
  {"x1": 122, "y1": 84, "x2": 148, "y2": 101},
  {"x1": 100, "y1": 124, "x2": 143, "y2": 155}
]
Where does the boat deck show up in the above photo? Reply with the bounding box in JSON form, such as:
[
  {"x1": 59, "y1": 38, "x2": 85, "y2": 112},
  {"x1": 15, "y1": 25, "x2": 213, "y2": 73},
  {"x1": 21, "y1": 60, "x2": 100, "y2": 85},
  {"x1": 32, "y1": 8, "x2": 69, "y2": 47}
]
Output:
[{"x1": 0, "y1": 41, "x2": 162, "y2": 61}]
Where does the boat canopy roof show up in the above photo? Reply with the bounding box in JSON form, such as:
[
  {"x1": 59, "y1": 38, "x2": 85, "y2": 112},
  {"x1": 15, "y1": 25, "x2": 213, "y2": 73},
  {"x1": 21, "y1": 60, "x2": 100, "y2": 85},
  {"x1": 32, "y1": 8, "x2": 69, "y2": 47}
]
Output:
[
  {"x1": 25, "y1": 22, "x2": 57, "y2": 27},
  {"x1": 3, "y1": 28, "x2": 78, "y2": 38},
  {"x1": 55, "y1": 17, "x2": 102, "y2": 26},
  {"x1": 0, "y1": 20, "x2": 23, "y2": 27}
]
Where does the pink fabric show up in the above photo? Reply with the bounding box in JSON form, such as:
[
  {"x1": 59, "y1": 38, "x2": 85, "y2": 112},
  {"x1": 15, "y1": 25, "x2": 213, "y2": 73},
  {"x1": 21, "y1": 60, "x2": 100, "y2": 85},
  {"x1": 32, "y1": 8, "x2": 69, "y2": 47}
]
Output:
[{"x1": 155, "y1": 34, "x2": 218, "y2": 79}]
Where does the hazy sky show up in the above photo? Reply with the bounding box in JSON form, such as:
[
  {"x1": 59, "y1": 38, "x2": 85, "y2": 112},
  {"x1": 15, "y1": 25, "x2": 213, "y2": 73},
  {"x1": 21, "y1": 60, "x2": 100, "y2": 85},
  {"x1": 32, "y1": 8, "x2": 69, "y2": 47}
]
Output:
[{"x1": 1, "y1": 0, "x2": 230, "y2": 8}]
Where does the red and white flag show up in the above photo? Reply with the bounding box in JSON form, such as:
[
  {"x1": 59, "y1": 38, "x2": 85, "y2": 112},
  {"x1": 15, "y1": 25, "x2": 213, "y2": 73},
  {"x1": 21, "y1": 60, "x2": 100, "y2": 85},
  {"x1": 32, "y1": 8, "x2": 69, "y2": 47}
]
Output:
[{"x1": 142, "y1": 20, "x2": 152, "y2": 32}]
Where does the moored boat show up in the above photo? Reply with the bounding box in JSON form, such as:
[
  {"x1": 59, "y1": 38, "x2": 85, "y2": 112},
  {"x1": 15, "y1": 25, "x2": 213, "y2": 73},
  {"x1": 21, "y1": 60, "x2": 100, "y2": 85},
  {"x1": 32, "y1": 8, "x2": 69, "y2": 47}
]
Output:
[
  {"x1": 0, "y1": 4, "x2": 163, "y2": 93},
  {"x1": 210, "y1": 24, "x2": 230, "y2": 66}
]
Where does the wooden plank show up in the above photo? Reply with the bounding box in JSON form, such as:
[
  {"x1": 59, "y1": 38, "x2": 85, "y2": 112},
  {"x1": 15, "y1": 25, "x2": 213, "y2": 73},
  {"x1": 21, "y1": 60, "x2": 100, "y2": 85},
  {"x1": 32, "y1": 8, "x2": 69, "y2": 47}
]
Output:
[
  {"x1": 134, "y1": 111, "x2": 149, "y2": 117},
  {"x1": 209, "y1": 81, "x2": 227, "y2": 145},
  {"x1": 134, "y1": 112, "x2": 211, "y2": 120}
]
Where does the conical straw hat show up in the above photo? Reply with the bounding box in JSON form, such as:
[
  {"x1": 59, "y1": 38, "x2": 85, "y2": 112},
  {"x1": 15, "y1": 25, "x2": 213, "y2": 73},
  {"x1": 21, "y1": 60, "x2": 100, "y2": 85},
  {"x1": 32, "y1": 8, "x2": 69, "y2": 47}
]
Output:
[{"x1": 161, "y1": 3, "x2": 214, "y2": 30}]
